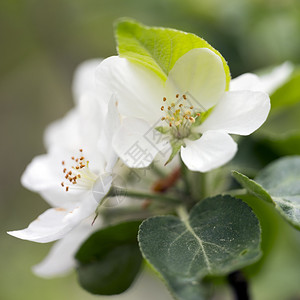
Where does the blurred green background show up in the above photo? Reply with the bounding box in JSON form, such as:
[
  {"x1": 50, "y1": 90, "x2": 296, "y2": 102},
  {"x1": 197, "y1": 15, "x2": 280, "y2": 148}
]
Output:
[{"x1": 1, "y1": 0, "x2": 300, "y2": 299}]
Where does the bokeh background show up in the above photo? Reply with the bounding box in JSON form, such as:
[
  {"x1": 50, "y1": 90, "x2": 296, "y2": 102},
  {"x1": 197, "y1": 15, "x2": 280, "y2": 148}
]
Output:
[{"x1": 1, "y1": 0, "x2": 300, "y2": 299}]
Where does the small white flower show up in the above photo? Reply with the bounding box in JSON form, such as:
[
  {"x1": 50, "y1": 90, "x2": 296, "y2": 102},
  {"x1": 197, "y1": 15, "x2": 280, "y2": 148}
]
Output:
[
  {"x1": 8, "y1": 60, "x2": 120, "y2": 277},
  {"x1": 8, "y1": 102, "x2": 118, "y2": 242},
  {"x1": 96, "y1": 48, "x2": 271, "y2": 172}
]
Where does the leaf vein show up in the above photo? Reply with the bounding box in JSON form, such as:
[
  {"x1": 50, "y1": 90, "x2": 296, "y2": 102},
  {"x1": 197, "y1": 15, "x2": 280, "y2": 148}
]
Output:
[{"x1": 183, "y1": 219, "x2": 212, "y2": 272}]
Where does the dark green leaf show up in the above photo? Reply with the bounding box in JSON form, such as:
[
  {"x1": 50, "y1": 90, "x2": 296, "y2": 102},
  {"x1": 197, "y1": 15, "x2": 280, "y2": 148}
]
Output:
[
  {"x1": 138, "y1": 195, "x2": 261, "y2": 300},
  {"x1": 75, "y1": 221, "x2": 142, "y2": 295}
]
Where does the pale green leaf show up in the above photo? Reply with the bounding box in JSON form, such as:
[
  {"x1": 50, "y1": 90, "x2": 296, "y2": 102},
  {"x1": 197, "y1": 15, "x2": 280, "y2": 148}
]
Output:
[{"x1": 115, "y1": 19, "x2": 230, "y2": 89}]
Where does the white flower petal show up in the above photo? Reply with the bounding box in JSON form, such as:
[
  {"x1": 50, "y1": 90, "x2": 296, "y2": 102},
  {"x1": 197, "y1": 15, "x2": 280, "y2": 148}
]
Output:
[
  {"x1": 199, "y1": 90, "x2": 270, "y2": 135},
  {"x1": 77, "y1": 93, "x2": 107, "y2": 152},
  {"x1": 113, "y1": 117, "x2": 168, "y2": 168},
  {"x1": 166, "y1": 48, "x2": 226, "y2": 110},
  {"x1": 230, "y1": 73, "x2": 264, "y2": 92},
  {"x1": 101, "y1": 95, "x2": 120, "y2": 172},
  {"x1": 21, "y1": 154, "x2": 72, "y2": 208},
  {"x1": 21, "y1": 154, "x2": 57, "y2": 192},
  {"x1": 45, "y1": 95, "x2": 107, "y2": 156},
  {"x1": 95, "y1": 56, "x2": 165, "y2": 123},
  {"x1": 33, "y1": 220, "x2": 100, "y2": 278},
  {"x1": 72, "y1": 59, "x2": 103, "y2": 104},
  {"x1": 44, "y1": 109, "x2": 80, "y2": 151},
  {"x1": 180, "y1": 130, "x2": 237, "y2": 172},
  {"x1": 7, "y1": 195, "x2": 97, "y2": 243},
  {"x1": 8, "y1": 208, "x2": 75, "y2": 243},
  {"x1": 259, "y1": 61, "x2": 293, "y2": 94}
]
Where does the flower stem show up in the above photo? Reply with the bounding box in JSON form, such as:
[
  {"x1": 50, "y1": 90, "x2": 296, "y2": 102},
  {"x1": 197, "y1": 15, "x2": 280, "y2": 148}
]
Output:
[
  {"x1": 100, "y1": 205, "x2": 173, "y2": 223},
  {"x1": 107, "y1": 186, "x2": 182, "y2": 204}
]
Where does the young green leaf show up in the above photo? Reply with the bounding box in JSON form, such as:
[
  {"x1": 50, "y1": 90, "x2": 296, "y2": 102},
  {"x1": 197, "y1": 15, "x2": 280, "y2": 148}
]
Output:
[
  {"x1": 75, "y1": 221, "x2": 142, "y2": 295},
  {"x1": 233, "y1": 156, "x2": 300, "y2": 230},
  {"x1": 115, "y1": 19, "x2": 231, "y2": 89},
  {"x1": 138, "y1": 195, "x2": 261, "y2": 300}
]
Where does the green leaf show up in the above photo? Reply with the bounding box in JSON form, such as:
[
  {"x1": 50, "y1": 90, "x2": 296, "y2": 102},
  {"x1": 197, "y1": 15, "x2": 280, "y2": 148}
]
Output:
[
  {"x1": 115, "y1": 19, "x2": 231, "y2": 89},
  {"x1": 232, "y1": 171, "x2": 273, "y2": 204},
  {"x1": 138, "y1": 195, "x2": 261, "y2": 300},
  {"x1": 75, "y1": 221, "x2": 142, "y2": 295},
  {"x1": 233, "y1": 156, "x2": 300, "y2": 230}
]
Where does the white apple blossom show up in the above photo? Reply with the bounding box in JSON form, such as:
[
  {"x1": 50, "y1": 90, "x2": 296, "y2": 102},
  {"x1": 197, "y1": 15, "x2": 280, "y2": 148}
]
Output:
[
  {"x1": 95, "y1": 48, "x2": 271, "y2": 172},
  {"x1": 8, "y1": 60, "x2": 120, "y2": 277},
  {"x1": 33, "y1": 217, "x2": 101, "y2": 278}
]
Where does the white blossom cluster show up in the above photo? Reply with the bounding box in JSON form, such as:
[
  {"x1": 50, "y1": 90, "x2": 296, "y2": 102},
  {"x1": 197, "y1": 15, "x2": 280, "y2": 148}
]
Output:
[{"x1": 8, "y1": 49, "x2": 293, "y2": 277}]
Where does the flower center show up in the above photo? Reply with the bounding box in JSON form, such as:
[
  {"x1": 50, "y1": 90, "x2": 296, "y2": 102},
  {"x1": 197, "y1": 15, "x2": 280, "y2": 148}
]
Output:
[
  {"x1": 160, "y1": 93, "x2": 201, "y2": 139},
  {"x1": 61, "y1": 149, "x2": 98, "y2": 192}
]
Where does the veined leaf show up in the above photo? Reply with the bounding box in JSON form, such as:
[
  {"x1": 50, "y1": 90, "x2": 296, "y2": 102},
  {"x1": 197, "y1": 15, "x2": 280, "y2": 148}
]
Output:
[
  {"x1": 115, "y1": 19, "x2": 231, "y2": 90},
  {"x1": 138, "y1": 195, "x2": 261, "y2": 300}
]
